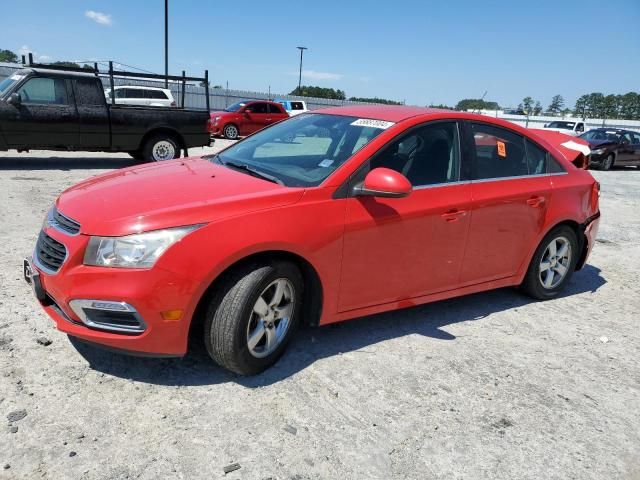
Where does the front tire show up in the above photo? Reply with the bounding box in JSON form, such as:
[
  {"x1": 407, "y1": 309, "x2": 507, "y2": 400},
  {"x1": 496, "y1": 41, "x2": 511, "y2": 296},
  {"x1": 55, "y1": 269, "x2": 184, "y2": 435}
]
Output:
[
  {"x1": 204, "y1": 261, "x2": 303, "y2": 375},
  {"x1": 601, "y1": 154, "x2": 614, "y2": 171},
  {"x1": 520, "y1": 225, "x2": 579, "y2": 300},
  {"x1": 223, "y1": 124, "x2": 239, "y2": 140},
  {"x1": 142, "y1": 134, "x2": 180, "y2": 162}
]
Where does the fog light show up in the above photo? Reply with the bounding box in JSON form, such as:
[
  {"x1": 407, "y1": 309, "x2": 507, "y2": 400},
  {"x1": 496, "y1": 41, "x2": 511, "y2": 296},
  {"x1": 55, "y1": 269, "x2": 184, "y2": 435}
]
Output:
[
  {"x1": 69, "y1": 299, "x2": 146, "y2": 334},
  {"x1": 161, "y1": 309, "x2": 183, "y2": 321}
]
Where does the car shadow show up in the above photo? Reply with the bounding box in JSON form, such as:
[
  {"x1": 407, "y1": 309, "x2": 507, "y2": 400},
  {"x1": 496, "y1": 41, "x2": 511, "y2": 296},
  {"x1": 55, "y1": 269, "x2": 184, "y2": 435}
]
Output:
[
  {"x1": 69, "y1": 264, "x2": 605, "y2": 387},
  {"x1": 0, "y1": 155, "x2": 139, "y2": 171}
]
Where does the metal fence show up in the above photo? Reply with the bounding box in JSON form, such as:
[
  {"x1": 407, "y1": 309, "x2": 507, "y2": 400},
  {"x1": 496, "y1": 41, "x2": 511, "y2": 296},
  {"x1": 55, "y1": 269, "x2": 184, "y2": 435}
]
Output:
[
  {"x1": 470, "y1": 110, "x2": 640, "y2": 132},
  {"x1": 0, "y1": 63, "x2": 367, "y2": 111}
]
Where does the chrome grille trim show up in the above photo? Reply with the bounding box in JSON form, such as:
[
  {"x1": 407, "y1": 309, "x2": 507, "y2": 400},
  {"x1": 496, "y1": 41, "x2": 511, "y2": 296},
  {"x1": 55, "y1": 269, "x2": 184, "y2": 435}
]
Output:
[
  {"x1": 50, "y1": 208, "x2": 81, "y2": 236},
  {"x1": 34, "y1": 231, "x2": 68, "y2": 274}
]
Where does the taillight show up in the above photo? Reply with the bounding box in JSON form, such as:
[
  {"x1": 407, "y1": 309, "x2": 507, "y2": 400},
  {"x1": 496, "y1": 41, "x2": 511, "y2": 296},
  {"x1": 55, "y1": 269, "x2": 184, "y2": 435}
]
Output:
[
  {"x1": 171, "y1": 101, "x2": 176, "y2": 107},
  {"x1": 590, "y1": 181, "x2": 600, "y2": 212}
]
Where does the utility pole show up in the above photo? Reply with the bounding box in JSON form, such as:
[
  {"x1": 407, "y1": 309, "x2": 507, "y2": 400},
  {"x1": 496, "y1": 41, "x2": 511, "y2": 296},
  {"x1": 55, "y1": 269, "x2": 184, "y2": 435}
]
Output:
[
  {"x1": 164, "y1": 0, "x2": 169, "y2": 88},
  {"x1": 296, "y1": 46, "x2": 307, "y2": 93}
]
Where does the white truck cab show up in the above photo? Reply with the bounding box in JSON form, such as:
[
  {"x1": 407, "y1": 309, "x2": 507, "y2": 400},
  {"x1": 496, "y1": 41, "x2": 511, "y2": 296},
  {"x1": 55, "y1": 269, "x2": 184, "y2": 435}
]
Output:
[{"x1": 541, "y1": 120, "x2": 586, "y2": 136}]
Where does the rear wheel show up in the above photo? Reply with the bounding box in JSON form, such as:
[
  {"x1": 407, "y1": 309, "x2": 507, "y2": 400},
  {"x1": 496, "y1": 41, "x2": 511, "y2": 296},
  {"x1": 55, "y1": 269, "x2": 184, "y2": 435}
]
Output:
[
  {"x1": 520, "y1": 225, "x2": 579, "y2": 300},
  {"x1": 142, "y1": 134, "x2": 180, "y2": 162},
  {"x1": 223, "y1": 124, "x2": 239, "y2": 140},
  {"x1": 601, "y1": 154, "x2": 614, "y2": 171},
  {"x1": 204, "y1": 261, "x2": 303, "y2": 375}
]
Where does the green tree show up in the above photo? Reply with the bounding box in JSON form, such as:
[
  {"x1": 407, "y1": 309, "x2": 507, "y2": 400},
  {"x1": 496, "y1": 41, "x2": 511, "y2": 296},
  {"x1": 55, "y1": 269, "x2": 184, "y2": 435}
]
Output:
[
  {"x1": 574, "y1": 95, "x2": 589, "y2": 118},
  {"x1": 618, "y1": 92, "x2": 640, "y2": 120},
  {"x1": 290, "y1": 85, "x2": 346, "y2": 100},
  {"x1": 0, "y1": 49, "x2": 18, "y2": 63},
  {"x1": 547, "y1": 95, "x2": 565, "y2": 115},
  {"x1": 522, "y1": 96, "x2": 534, "y2": 114},
  {"x1": 349, "y1": 96, "x2": 402, "y2": 105},
  {"x1": 587, "y1": 93, "x2": 605, "y2": 118},
  {"x1": 455, "y1": 98, "x2": 499, "y2": 111},
  {"x1": 602, "y1": 94, "x2": 620, "y2": 119},
  {"x1": 533, "y1": 101, "x2": 543, "y2": 116}
]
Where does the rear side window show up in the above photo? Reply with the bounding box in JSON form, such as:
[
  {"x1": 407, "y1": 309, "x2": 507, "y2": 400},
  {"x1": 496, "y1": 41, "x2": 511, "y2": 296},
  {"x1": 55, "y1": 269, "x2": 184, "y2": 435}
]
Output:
[
  {"x1": 74, "y1": 79, "x2": 105, "y2": 106},
  {"x1": 249, "y1": 103, "x2": 268, "y2": 114},
  {"x1": 17, "y1": 77, "x2": 69, "y2": 105},
  {"x1": 147, "y1": 89, "x2": 168, "y2": 99},
  {"x1": 525, "y1": 140, "x2": 547, "y2": 175},
  {"x1": 547, "y1": 156, "x2": 565, "y2": 173},
  {"x1": 471, "y1": 123, "x2": 528, "y2": 179},
  {"x1": 268, "y1": 103, "x2": 284, "y2": 114},
  {"x1": 124, "y1": 89, "x2": 143, "y2": 99},
  {"x1": 290, "y1": 102, "x2": 304, "y2": 110}
]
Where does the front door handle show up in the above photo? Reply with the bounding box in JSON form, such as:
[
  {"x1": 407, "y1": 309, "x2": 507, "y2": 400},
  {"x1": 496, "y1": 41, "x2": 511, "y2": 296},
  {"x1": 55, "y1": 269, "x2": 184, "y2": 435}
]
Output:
[
  {"x1": 441, "y1": 209, "x2": 467, "y2": 222},
  {"x1": 527, "y1": 196, "x2": 546, "y2": 208}
]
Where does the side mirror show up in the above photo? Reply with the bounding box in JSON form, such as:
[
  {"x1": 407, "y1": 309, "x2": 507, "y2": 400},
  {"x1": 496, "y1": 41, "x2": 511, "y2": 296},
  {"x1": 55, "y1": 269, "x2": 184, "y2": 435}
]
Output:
[
  {"x1": 353, "y1": 168, "x2": 412, "y2": 199},
  {"x1": 244, "y1": 108, "x2": 253, "y2": 114},
  {"x1": 7, "y1": 93, "x2": 21, "y2": 107}
]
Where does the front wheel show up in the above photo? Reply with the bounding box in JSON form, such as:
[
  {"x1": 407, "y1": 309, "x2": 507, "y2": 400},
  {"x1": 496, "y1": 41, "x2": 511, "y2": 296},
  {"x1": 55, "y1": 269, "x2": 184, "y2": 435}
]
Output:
[
  {"x1": 601, "y1": 154, "x2": 614, "y2": 171},
  {"x1": 204, "y1": 261, "x2": 303, "y2": 375},
  {"x1": 223, "y1": 124, "x2": 239, "y2": 140},
  {"x1": 520, "y1": 225, "x2": 579, "y2": 300},
  {"x1": 142, "y1": 134, "x2": 180, "y2": 162}
]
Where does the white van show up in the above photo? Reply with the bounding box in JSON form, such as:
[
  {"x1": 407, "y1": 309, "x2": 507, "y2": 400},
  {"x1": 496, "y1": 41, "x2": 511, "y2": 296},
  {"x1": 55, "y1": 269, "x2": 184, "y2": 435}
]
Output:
[
  {"x1": 105, "y1": 86, "x2": 176, "y2": 107},
  {"x1": 277, "y1": 100, "x2": 308, "y2": 116}
]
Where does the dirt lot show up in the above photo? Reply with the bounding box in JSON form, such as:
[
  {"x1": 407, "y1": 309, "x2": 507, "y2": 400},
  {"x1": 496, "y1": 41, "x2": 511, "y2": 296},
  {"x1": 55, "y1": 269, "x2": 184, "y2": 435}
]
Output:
[{"x1": 0, "y1": 147, "x2": 638, "y2": 480}]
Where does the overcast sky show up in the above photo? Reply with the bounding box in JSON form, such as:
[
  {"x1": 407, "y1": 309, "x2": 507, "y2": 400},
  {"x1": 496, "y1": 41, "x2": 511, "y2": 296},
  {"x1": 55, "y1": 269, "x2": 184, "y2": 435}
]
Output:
[{"x1": 1, "y1": 0, "x2": 639, "y2": 108}]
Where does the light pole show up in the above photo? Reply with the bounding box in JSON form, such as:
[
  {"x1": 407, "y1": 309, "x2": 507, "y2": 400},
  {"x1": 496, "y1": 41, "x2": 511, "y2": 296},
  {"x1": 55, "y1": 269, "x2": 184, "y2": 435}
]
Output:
[
  {"x1": 164, "y1": 0, "x2": 169, "y2": 88},
  {"x1": 296, "y1": 46, "x2": 307, "y2": 93}
]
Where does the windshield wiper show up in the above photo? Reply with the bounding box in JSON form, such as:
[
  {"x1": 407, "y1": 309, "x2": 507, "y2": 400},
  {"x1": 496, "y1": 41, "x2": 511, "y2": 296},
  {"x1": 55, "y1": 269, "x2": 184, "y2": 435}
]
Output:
[{"x1": 215, "y1": 157, "x2": 284, "y2": 185}]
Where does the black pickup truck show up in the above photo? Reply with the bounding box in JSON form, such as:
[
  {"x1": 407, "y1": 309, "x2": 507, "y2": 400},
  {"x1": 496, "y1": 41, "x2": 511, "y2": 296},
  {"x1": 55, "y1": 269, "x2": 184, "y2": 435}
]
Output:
[{"x1": 0, "y1": 67, "x2": 211, "y2": 161}]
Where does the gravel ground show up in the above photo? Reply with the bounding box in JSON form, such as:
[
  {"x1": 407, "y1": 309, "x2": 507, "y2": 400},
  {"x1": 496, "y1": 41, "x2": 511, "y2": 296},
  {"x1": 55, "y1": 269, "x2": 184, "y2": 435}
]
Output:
[{"x1": 0, "y1": 147, "x2": 639, "y2": 480}]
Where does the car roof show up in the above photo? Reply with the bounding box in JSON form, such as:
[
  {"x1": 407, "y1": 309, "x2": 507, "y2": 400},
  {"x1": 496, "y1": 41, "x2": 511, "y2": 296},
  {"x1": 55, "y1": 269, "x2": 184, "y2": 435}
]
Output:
[
  {"x1": 316, "y1": 105, "x2": 454, "y2": 122},
  {"x1": 113, "y1": 85, "x2": 168, "y2": 91}
]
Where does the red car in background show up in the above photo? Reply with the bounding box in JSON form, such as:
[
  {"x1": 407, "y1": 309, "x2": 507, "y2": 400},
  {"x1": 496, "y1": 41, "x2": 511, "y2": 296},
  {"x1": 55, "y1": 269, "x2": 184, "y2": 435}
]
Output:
[
  {"x1": 208, "y1": 100, "x2": 288, "y2": 139},
  {"x1": 25, "y1": 106, "x2": 600, "y2": 375}
]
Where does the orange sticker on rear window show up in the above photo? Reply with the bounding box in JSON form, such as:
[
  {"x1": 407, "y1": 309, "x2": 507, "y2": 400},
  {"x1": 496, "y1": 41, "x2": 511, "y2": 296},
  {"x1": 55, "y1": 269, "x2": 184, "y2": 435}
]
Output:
[{"x1": 497, "y1": 141, "x2": 507, "y2": 158}]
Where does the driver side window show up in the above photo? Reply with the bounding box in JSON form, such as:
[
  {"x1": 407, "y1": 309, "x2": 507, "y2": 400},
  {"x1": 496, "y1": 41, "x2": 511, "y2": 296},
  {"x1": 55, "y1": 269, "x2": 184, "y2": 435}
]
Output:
[
  {"x1": 17, "y1": 77, "x2": 69, "y2": 105},
  {"x1": 369, "y1": 122, "x2": 461, "y2": 187}
]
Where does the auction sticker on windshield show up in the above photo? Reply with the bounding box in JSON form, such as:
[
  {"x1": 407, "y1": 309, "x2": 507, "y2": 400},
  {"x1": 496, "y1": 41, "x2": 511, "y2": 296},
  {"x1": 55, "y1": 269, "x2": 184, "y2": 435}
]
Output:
[{"x1": 350, "y1": 119, "x2": 395, "y2": 129}]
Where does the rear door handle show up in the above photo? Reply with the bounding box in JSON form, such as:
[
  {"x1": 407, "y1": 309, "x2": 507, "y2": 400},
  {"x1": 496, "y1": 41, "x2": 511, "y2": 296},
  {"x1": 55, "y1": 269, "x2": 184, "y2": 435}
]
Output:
[
  {"x1": 527, "y1": 196, "x2": 546, "y2": 208},
  {"x1": 441, "y1": 209, "x2": 467, "y2": 222}
]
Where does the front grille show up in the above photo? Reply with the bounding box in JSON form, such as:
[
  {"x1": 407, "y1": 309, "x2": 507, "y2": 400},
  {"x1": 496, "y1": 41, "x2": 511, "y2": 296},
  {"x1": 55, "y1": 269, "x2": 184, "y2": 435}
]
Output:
[
  {"x1": 52, "y1": 208, "x2": 81, "y2": 235},
  {"x1": 36, "y1": 231, "x2": 67, "y2": 273}
]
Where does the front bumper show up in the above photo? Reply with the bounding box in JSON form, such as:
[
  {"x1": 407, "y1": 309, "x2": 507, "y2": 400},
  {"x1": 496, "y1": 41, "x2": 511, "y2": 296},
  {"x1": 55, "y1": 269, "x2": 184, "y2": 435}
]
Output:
[{"x1": 26, "y1": 227, "x2": 196, "y2": 357}]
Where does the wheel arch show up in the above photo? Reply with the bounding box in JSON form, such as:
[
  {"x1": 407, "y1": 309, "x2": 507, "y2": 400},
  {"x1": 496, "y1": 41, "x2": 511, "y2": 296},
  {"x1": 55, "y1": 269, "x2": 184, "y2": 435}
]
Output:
[
  {"x1": 138, "y1": 127, "x2": 186, "y2": 153},
  {"x1": 538, "y1": 219, "x2": 589, "y2": 271},
  {"x1": 188, "y1": 249, "x2": 324, "y2": 344}
]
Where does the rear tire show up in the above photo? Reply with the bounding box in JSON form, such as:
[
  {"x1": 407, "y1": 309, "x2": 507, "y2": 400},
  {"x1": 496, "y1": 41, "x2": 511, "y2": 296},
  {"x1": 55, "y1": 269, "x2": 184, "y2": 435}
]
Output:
[
  {"x1": 520, "y1": 225, "x2": 579, "y2": 300},
  {"x1": 142, "y1": 134, "x2": 180, "y2": 162},
  {"x1": 204, "y1": 261, "x2": 303, "y2": 375},
  {"x1": 223, "y1": 124, "x2": 239, "y2": 140}
]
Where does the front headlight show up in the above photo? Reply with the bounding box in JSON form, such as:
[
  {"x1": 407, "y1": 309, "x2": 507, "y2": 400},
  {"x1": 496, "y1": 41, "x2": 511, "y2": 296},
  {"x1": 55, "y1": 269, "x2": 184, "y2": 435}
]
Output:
[
  {"x1": 591, "y1": 148, "x2": 606, "y2": 155},
  {"x1": 83, "y1": 225, "x2": 201, "y2": 268},
  {"x1": 214, "y1": 116, "x2": 221, "y2": 125}
]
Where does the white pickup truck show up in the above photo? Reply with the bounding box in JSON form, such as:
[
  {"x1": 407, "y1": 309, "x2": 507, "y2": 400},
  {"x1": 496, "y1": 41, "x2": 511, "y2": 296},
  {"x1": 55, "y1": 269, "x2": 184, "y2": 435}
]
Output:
[{"x1": 541, "y1": 120, "x2": 586, "y2": 136}]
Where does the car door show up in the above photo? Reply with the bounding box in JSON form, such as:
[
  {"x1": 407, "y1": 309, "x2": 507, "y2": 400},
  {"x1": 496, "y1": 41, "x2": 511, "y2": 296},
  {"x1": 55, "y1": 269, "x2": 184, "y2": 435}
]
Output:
[
  {"x1": 338, "y1": 121, "x2": 473, "y2": 312},
  {"x1": 631, "y1": 133, "x2": 640, "y2": 166},
  {"x1": 268, "y1": 103, "x2": 289, "y2": 124},
  {"x1": 3, "y1": 75, "x2": 79, "y2": 148},
  {"x1": 242, "y1": 102, "x2": 270, "y2": 134},
  {"x1": 616, "y1": 132, "x2": 635, "y2": 165},
  {"x1": 458, "y1": 122, "x2": 552, "y2": 286}
]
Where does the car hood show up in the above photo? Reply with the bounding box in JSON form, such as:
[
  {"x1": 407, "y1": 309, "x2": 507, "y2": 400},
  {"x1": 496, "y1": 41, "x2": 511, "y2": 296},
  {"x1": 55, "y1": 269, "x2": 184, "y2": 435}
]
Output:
[
  {"x1": 55, "y1": 158, "x2": 304, "y2": 236},
  {"x1": 586, "y1": 139, "x2": 615, "y2": 149}
]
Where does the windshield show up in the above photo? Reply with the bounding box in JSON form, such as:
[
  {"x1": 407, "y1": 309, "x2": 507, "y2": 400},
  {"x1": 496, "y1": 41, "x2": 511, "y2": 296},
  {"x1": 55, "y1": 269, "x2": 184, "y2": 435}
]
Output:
[
  {"x1": 547, "y1": 121, "x2": 575, "y2": 129},
  {"x1": 224, "y1": 101, "x2": 247, "y2": 112},
  {"x1": 580, "y1": 130, "x2": 621, "y2": 142},
  {"x1": 208, "y1": 114, "x2": 390, "y2": 187},
  {"x1": 0, "y1": 73, "x2": 26, "y2": 97}
]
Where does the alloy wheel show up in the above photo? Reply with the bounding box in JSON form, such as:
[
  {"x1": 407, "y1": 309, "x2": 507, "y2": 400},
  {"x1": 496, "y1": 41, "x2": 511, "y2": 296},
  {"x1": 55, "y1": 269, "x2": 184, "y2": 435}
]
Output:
[
  {"x1": 539, "y1": 236, "x2": 572, "y2": 289},
  {"x1": 246, "y1": 278, "x2": 295, "y2": 358}
]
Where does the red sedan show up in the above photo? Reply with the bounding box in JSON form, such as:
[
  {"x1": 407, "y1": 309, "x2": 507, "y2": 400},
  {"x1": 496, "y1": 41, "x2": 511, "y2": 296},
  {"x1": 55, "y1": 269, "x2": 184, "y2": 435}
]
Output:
[
  {"x1": 25, "y1": 106, "x2": 600, "y2": 375},
  {"x1": 208, "y1": 100, "x2": 289, "y2": 139}
]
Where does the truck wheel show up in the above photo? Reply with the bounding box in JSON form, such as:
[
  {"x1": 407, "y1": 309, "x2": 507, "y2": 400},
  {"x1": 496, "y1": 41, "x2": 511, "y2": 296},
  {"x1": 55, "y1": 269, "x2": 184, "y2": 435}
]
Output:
[
  {"x1": 223, "y1": 124, "x2": 239, "y2": 140},
  {"x1": 143, "y1": 134, "x2": 180, "y2": 162},
  {"x1": 520, "y1": 225, "x2": 579, "y2": 300},
  {"x1": 204, "y1": 261, "x2": 303, "y2": 375}
]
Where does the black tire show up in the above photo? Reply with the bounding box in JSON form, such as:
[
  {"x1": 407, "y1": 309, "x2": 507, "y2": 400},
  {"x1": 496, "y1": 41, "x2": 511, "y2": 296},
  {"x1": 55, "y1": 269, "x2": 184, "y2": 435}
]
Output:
[
  {"x1": 223, "y1": 123, "x2": 239, "y2": 140},
  {"x1": 520, "y1": 225, "x2": 579, "y2": 300},
  {"x1": 204, "y1": 261, "x2": 303, "y2": 375},
  {"x1": 142, "y1": 134, "x2": 180, "y2": 162},
  {"x1": 601, "y1": 154, "x2": 614, "y2": 171}
]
